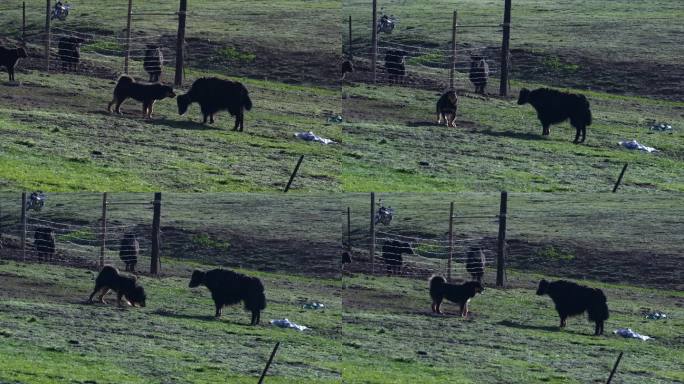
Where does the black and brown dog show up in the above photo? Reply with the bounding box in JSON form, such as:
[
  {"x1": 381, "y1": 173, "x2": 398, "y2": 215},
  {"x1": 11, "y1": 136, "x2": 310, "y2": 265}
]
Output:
[
  {"x1": 107, "y1": 75, "x2": 176, "y2": 119},
  {"x1": 436, "y1": 89, "x2": 458, "y2": 128},
  {"x1": 87, "y1": 265, "x2": 146, "y2": 307},
  {"x1": 536, "y1": 279, "x2": 609, "y2": 335},
  {"x1": 429, "y1": 275, "x2": 484, "y2": 317}
]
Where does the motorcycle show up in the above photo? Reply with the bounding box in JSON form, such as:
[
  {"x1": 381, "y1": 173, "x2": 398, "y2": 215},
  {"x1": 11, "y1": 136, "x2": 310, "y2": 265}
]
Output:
[
  {"x1": 374, "y1": 199, "x2": 394, "y2": 226},
  {"x1": 26, "y1": 191, "x2": 46, "y2": 212},
  {"x1": 51, "y1": 2, "x2": 71, "y2": 21},
  {"x1": 376, "y1": 10, "x2": 397, "y2": 34}
]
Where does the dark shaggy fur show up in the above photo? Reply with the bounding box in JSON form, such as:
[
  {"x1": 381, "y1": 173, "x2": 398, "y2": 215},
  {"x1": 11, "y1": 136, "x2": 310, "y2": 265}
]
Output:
[
  {"x1": 517, "y1": 88, "x2": 592, "y2": 143},
  {"x1": 177, "y1": 77, "x2": 253, "y2": 131},
  {"x1": 436, "y1": 89, "x2": 458, "y2": 127},
  {"x1": 384, "y1": 49, "x2": 407, "y2": 84},
  {"x1": 34, "y1": 226, "x2": 55, "y2": 261},
  {"x1": 341, "y1": 59, "x2": 354, "y2": 81},
  {"x1": 88, "y1": 265, "x2": 146, "y2": 307},
  {"x1": 143, "y1": 45, "x2": 163, "y2": 82},
  {"x1": 57, "y1": 36, "x2": 82, "y2": 71},
  {"x1": 381, "y1": 240, "x2": 414, "y2": 275},
  {"x1": 465, "y1": 247, "x2": 485, "y2": 283},
  {"x1": 536, "y1": 279, "x2": 609, "y2": 335},
  {"x1": 469, "y1": 55, "x2": 489, "y2": 94},
  {"x1": 342, "y1": 251, "x2": 352, "y2": 264},
  {"x1": 429, "y1": 275, "x2": 484, "y2": 317},
  {"x1": 0, "y1": 45, "x2": 28, "y2": 82},
  {"x1": 107, "y1": 75, "x2": 176, "y2": 119},
  {"x1": 189, "y1": 269, "x2": 266, "y2": 325},
  {"x1": 119, "y1": 232, "x2": 139, "y2": 272}
]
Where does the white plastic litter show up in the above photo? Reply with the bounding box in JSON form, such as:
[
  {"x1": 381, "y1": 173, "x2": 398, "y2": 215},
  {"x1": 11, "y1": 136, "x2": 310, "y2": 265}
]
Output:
[
  {"x1": 295, "y1": 131, "x2": 336, "y2": 145},
  {"x1": 613, "y1": 328, "x2": 652, "y2": 341},
  {"x1": 619, "y1": 140, "x2": 658, "y2": 153},
  {"x1": 302, "y1": 302, "x2": 325, "y2": 310},
  {"x1": 270, "y1": 318, "x2": 308, "y2": 331}
]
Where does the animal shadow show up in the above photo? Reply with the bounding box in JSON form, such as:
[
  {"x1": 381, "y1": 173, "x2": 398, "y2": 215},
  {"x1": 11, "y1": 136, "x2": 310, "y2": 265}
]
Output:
[
  {"x1": 406, "y1": 120, "x2": 439, "y2": 127},
  {"x1": 479, "y1": 129, "x2": 540, "y2": 141},
  {"x1": 498, "y1": 319, "x2": 558, "y2": 332},
  {"x1": 153, "y1": 309, "x2": 214, "y2": 321},
  {"x1": 148, "y1": 117, "x2": 223, "y2": 131}
]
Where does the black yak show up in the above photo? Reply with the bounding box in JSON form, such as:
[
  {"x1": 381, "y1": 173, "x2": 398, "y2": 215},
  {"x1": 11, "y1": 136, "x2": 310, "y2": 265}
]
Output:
[
  {"x1": 88, "y1": 265, "x2": 146, "y2": 307},
  {"x1": 436, "y1": 89, "x2": 458, "y2": 127},
  {"x1": 536, "y1": 279, "x2": 609, "y2": 335},
  {"x1": 57, "y1": 36, "x2": 82, "y2": 71},
  {"x1": 107, "y1": 75, "x2": 176, "y2": 119},
  {"x1": 517, "y1": 88, "x2": 592, "y2": 144},
  {"x1": 469, "y1": 55, "x2": 489, "y2": 94},
  {"x1": 119, "y1": 232, "x2": 139, "y2": 272},
  {"x1": 381, "y1": 239, "x2": 414, "y2": 275},
  {"x1": 429, "y1": 275, "x2": 484, "y2": 317},
  {"x1": 143, "y1": 44, "x2": 163, "y2": 82},
  {"x1": 384, "y1": 49, "x2": 407, "y2": 84},
  {"x1": 465, "y1": 246, "x2": 485, "y2": 283},
  {"x1": 0, "y1": 45, "x2": 28, "y2": 82},
  {"x1": 177, "y1": 77, "x2": 253, "y2": 131},
  {"x1": 341, "y1": 59, "x2": 354, "y2": 81},
  {"x1": 189, "y1": 269, "x2": 266, "y2": 325},
  {"x1": 34, "y1": 226, "x2": 56, "y2": 261}
]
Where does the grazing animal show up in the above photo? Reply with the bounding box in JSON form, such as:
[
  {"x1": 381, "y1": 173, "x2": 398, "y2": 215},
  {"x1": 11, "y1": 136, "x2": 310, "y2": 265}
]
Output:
[
  {"x1": 536, "y1": 279, "x2": 609, "y2": 335},
  {"x1": 188, "y1": 269, "x2": 266, "y2": 325},
  {"x1": 119, "y1": 232, "x2": 139, "y2": 272},
  {"x1": 465, "y1": 247, "x2": 485, "y2": 283},
  {"x1": 143, "y1": 45, "x2": 163, "y2": 82},
  {"x1": 57, "y1": 36, "x2": 82, "y2": 71},
  {"x1": 341, "y1": 59, "x2": 354, "y2": 81},
  {"x1": 88, "y1": 265, "x2": 146, "y2": 307},
  {"x1": 429, "y1": 275, "x2": 484, "y2": 317},
  {"x1": 436, "y1": 89, "x2": 458, "y2": 127},
  {"x1": 469, "y1": 55, "x2": 489, "y2": 94},
  {"x1": 177, "y1": 77, "x2": 253, "y2": 131},
  {"x1": 517, "y1": 88, "x2": 592, "y2": 143},
  {"x1": 107, "y1": 75, "x2": 176, "y2": 119},
  {"x1": 381, "y1": 240, "x2": 414, "y2": 275},
  {"x1": 34, "y1": 226, "x2": 56, "y2": 261},
  {"x1": 342, "y1": 251, "x2": 352, "y2": 265},
  {"x1": 0, "y1": 45, "x2": 28, "y2": 82},
  {"x1": 384, "y1": 49, "x2": 407, "y2": 84}
]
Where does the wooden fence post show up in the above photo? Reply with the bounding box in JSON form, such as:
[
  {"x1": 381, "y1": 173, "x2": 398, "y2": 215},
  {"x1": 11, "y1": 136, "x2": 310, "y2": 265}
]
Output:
[
  {"x1": 496, "y1": 191, "x2": 508, "y2": 287},
  {"x1": 20, "y1": 192, "x2": 27, "y2": 260},
  {"x1": 175, "y1": 0, "x2": 187, "y2": 86},
  {"x1": 447, "y1": 202, "x2": 454, "y2": 281},
  {"x1": 612, "y1": 163, "x2": 628, "y2": 193},
  {"x1": 258, "y1": 342, "x2": 281, "y2": 384},
  {"x1": 347, "y1": 206, "x2": 352, "y2": 252},
  {"x1": 499, "y1": 0, "x2": 512, "y2": 96},
  {"x1": 45, "y1": 0, "x2": 51, "y2": 72},
  {"x1": 370, "y1": 192, "x2": 375, "y2": 274},
  {"x1": 284, "y1": 155, "x2": 304, "y2": 193},
  {"x1": 348, "y1": 15, "x2": 353, "y2": 60},
  {"x1": 150, "y1": 192, "x2": 161, "y2": 275},
  {"x1": 100, "y1": 193, "x2": 107, "y2": 268},
  {"x1": 124, "y1": 0, "x2": 133, "y2": 74},
  {"x1": 449, "y1": 10, "x2": 458, "y2": 89},
  {"x1": 371, "y1": 0, "x2": 378, "y2": 84},
  {"x1": 606, "y1": 352, "x2": 624, "y2": 384},
  {"x1": 22, "y1": 2, "x2": 26, "y2": 44}
]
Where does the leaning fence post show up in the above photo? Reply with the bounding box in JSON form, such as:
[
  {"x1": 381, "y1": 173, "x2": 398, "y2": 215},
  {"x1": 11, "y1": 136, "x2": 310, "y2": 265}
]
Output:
[
  {"x1": 496, "y1": 191, "x2": 508, "y2": 287},
  {"x1": 175, "y1": 0, "x2": 187, "y2": 86},
  {"x1": 150, "y1": 192, "x2": 161, "y2": 275},
  {"x1": 258, "y1": 342, "x2": 281, "y2": 384},
  {"x1": 612, "y1": 163, "x2": 628, "y2": 193},
  {"x1": 606, "y1": 352, "x2": 624, "y2": 384},
  {"x1": 449, "y1": 10, "x2": 458, "y2": 89},
  {"x1": 124, "y1": 0, "x2": 133, "y2": 74},
  {"x1": 499, "y1": 0, "x2": 512, "y2": 96},
  {"x1": 284, "y1": 155, "x2": 304, "y2": 193},
  {"x1": 44, "y1": 0, "x2": 51, "y2": 72},
  {"x1": 20, "y1": 192, "x2": 27, "y2": 261},
  {"x1": 447, "y1": 202, "x2": 454, "y2": 281},
  {"x1": 370, "y1": 192, "x2": 376, "y2": 274},
  {"x1": 100, "y1": 193, "x2": 107, "y2": 268}
]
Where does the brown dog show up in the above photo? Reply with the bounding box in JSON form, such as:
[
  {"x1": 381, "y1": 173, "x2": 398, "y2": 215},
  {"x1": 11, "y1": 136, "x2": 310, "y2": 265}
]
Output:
[{"x1": 108, "y1": 75, "x2": 176, "y2": 119}]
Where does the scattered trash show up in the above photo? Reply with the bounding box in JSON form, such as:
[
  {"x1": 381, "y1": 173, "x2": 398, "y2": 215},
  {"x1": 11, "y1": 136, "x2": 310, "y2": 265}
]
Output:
[
  {"x1": 295, "y1": 131, "x2": 336, "y2": 145},
  {"x1": 326, "y1": 115, "x2": 343, "y2": 123},
  {"x1": 270, "y1": 318, "x2": 308, "y2": 331},
  {"x1": 618, "y1": 140, "x2": 658, "y2": 153},
  {"x1": 613, "y1": 328, "x2": 652, "y2": 341},
  {"x1": 648, "y1": 122, "x2": 673, "y2": 132},
  {"x1": 644, "y1": 311, "x2": 667, "y2": 320},
  {"x1": 302, "y1": 302, "x2": 325, "y2": 310}
]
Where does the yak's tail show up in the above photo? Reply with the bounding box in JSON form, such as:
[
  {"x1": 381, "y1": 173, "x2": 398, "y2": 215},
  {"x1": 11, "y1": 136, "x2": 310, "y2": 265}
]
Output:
[
  {"x1": 579, "y1": 94, "x2": 592, "y2": 126},
  {"x1": 429, "y1": 274, "x2": 446, "y2": 300},
  {"x1": 244, "y1": 277, "x2": 266, "y2": 311},
  {"x1": 588, "y1": 288, "x2": 609, "y2": 321},
  {"x1": 243, "y1": 89, "x2": 253, "y2": 111}
]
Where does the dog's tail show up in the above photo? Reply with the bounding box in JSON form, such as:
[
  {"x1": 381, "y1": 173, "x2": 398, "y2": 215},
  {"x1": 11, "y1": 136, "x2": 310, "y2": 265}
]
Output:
[
  {"x1": 429, "y1": 274, "x2": 446, "y2": 300},
  {"x1": 115, "y1": 75, "x2": 135, "y2": 88},
  {"x1": 587, "y1": 288, "x2": 609, "y2": 321}
]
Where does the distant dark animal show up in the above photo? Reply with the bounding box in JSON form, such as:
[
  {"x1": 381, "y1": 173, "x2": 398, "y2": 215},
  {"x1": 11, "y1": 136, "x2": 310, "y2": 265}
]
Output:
[
  {"x1": 57, "y1": 36, "x2": 82, "y2": 71},
  {"x1": 436, "y1": 89, "x2": 458, "y2": 127},
  {"x1": 342, "y1": 251, "x2": 352, "y2": 264},
  {"x1": 177, "y1": 77, "x2": 253, "y2": 131},
  {"x1": 429, "y1": 275, "x2": 484, "y2": 317},
  {"x1": 143, "y1": 45, "x2": 163, "y2": 82},
  {"x1": 469, "y1": 55, "x2": 489, "y2": 94},
  {"x1": 0, "y1": 45, "x2": 28, "y2": 82},
  {"x1": 88, "y1": 265, "x2": 146, "y2": 307},
  {"x1": 107, "y1": 75, "x2": 176, "y2": 119},
  {"x1": 34, "y1": 226, "x2": 56, "y2": 261},
  {"x1": 536, "y1": 279, "x2": 609, "y2": 335},
  {"x1": 384, "y1": 49, "x2": 407, "y2": 84},
  {"x1": 381, "y1": 240, "x2": 414, "y2": 275},
  {"x1": 517, "y1": 88, "x2": 592, "y2": 143},
  {"x1": 189, "y1": 269, "x2": 266, "y2": 325},
  {"x1": 119, "y1": 232, "x2": 139, "y2": 272},
  {"x1": 341, "y1": 59, "x2": 354, "y2": 81},
  {"x1": 465, "y1": 247, "x2": 485, "y2": 283}
]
